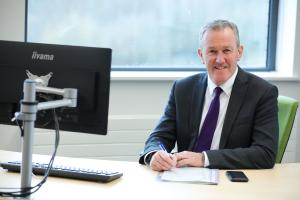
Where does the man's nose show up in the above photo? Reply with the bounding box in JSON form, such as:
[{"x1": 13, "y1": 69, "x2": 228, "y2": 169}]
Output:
[{"x1": 216, "y1": 53, "x2": 225, "y2": 63}]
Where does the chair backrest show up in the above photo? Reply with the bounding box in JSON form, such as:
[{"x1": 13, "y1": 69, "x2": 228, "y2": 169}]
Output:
[{"x1": 276, "y1": 95, "x2": 299, "y2": 163}]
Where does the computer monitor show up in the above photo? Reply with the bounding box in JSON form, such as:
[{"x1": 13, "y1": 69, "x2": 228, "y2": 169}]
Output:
[{"x1": 0, "y1": 40, "x2": 111, "y2": 135}]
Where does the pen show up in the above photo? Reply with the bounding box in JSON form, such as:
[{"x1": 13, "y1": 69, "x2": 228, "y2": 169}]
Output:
[
  {"x1": 159, "y1": 142, "x2": 176, "y2": 167},
  {"x1": 159, "y1": 142, "x2": 167, "y2": 152}
]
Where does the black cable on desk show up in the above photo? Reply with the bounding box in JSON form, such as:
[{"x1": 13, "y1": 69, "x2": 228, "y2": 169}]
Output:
[{"x1": 0, "y1": 109, "x2": 60, "y2": 197}]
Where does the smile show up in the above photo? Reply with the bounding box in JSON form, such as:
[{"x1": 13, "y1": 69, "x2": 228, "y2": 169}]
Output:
[{"x1": 214, "y1": 65, "x2": 227, "y2": 70}]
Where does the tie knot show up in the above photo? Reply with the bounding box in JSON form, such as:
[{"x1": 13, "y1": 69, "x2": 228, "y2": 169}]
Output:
[{"x1": 214, "y1": 87, "x2": 223, "y2": 97}]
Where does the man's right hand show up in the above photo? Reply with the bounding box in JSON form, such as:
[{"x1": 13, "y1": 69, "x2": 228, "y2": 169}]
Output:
[{"x1": 149, "y1": 150, "x2": 177, "y2": 171}]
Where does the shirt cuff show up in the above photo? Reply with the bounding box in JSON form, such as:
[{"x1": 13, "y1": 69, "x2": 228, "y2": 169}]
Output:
[
  {"x1": 144, "y1": 150, "x2": 157, "y2": 166},
  {"x1": 203, "y1": 151, "x2": 210, "y2": 167}
]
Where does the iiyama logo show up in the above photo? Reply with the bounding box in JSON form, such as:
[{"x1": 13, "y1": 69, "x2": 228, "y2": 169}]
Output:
[{"x1": 32, "y1": 51, "x2": 54, "y2": 61}]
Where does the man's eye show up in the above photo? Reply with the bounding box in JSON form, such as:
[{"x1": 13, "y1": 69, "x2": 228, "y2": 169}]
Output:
[
  {"x1": 224, "y1": 49, "x2": 232, "y2": 53},
  {"x1": 208, "y1": 50, "x2": 216, "y2": 54}
]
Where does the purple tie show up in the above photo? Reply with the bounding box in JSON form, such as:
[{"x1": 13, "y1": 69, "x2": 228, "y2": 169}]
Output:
[{"x1": 194, "y1": 87, "x2": 223, "y2": 152}]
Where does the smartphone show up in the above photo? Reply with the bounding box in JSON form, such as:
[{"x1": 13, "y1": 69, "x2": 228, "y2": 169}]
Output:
[{"x1": 226, "y1": 171, "x2": 249, "y2": 182}]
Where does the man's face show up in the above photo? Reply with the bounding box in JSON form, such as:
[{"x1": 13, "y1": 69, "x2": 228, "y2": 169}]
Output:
[{"x1": 198, "y1": 27, "x2": 243, "y2": 86}]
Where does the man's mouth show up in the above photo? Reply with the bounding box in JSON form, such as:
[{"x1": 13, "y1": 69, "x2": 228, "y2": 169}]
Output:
[{"x1": 214, "y1": 65, "x2": 227, "y2": 70}]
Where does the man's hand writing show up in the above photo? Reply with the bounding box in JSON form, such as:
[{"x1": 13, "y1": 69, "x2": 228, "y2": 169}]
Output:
[{"x1": 150, "y1": 150, "x2": 177, "y2": 171}]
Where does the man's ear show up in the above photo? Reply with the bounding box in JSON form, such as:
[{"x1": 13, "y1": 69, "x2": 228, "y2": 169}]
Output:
[
  {"x1": 237, "y1": 45, "x2": 244, "y2": 61},
  {"x1": 198, "y1": 48, "x2": 205, "y2": 64}
]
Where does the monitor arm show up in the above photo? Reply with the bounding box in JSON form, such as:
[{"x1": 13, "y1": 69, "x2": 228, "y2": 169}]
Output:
[{"x1": 14, "y1": 79, "x2": 78, "y2": 197}]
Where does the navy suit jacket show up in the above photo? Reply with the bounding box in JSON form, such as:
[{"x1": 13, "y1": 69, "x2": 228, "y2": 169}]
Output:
[{"x1": 139, "y1": 67, "x2": 279, "y2": 169}]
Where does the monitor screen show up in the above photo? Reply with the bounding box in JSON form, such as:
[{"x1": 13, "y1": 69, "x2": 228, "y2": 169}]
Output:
[{"x1": 0, "y1": 40, "x2": 111, "y2": 135}]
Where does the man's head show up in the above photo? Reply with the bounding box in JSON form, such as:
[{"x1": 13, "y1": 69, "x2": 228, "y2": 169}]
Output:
[{"x1": 198, "y1": 20, "x2": 243, "y2": 86}]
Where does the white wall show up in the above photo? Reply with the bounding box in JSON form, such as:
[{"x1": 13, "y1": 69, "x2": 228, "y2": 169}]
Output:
[
  {"x1": 0, "y1": 0, "x2": 299, "y2": 163},
  {"x1": 0, "y1": 0, "x2": 25, "y2": 41},
  {"x1": 0, "y1": 0, "x2": 25, "y2": 151},
  {"x1": 293, "y1": 0, "x2": 300, "y2": 162}
]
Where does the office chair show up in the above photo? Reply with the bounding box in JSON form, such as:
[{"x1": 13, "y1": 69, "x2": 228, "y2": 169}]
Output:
[{"x1": 276, "y1": 95, "x2": 299, "y2": 163}]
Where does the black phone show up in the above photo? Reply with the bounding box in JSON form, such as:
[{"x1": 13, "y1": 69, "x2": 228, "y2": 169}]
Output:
[{"x1": 226, "y1": 171, "x2": 249, "y2": 182}]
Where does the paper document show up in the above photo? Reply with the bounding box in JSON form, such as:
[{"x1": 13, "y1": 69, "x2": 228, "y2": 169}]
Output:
[{"x1": 160, "y1": 167, "x2": 219, "y2": 185}]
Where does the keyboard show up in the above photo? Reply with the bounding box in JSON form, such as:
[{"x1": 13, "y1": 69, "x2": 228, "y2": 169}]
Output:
[{"x1": 0, "y1": 161, "x2": 123, "y2": 183}]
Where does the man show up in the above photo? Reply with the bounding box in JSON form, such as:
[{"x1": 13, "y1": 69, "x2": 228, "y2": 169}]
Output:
[{"x1": 139, "y1": 19, "x2": 279, "y2": 171}]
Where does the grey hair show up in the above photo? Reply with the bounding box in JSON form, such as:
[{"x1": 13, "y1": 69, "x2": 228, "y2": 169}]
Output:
[{"x1": 199, "y1": 20, "x2": 240, "y2": 47}]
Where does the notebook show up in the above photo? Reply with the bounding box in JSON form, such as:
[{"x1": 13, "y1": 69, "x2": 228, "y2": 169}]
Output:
[{"x1": 160, "y1": 167, "x2": 219, "y2": 185}]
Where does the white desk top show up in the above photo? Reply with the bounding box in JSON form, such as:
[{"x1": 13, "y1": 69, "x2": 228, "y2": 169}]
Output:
[{"x1": 0, "y1": 150, "x2": 299, "y2": 200}]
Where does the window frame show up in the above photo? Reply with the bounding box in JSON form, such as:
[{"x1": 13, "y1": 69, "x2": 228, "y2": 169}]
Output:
[{"x1": 24, "y1": 0, "x2": 279, "y2": 72}]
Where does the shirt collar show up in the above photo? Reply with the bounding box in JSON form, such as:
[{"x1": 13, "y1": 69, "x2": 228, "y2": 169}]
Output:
[{"x1": 207, "y1": 67, "x2": 238, "y2": 96}]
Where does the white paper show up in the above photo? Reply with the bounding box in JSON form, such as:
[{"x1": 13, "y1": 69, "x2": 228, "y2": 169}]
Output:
[{"x1": 160, "y1": 167, "x2": 219, "y2": 185}]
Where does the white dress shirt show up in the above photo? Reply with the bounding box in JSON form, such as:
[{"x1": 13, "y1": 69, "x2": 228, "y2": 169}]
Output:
[{"x1": 202, "y1": 67, "x2": 238, "y2": 166}]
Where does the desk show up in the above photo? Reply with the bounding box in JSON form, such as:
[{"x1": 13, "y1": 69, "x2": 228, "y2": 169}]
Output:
[{"x1": 0, "y1": 150, "x2": 300, "y2": 200}]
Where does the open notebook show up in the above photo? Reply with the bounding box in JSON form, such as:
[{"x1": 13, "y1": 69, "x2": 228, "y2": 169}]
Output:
[{"x1": 160, "y1": 167, "x2": 219, "y2": 185}]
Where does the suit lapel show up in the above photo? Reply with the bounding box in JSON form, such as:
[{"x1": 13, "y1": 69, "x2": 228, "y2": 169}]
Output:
[
  {"x1": 219, "y1": 68, "x2": 249, "y2": 148},
  {"x1": 187, "y1": 73, "x2": 207, "y2": 150}
]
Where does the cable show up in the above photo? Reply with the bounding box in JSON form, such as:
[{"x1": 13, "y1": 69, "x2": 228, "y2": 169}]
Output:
[
  {"x1": 0, "y1": 109, "x2": 60, "y2": 197},
  {"x1": 15, "y1": 116, "x2": 24, "y2": 137}
]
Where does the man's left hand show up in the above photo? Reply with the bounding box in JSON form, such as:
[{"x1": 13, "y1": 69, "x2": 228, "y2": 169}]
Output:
[{"x1": 175, "y1": 151, "x2": 204, "y2": 168}]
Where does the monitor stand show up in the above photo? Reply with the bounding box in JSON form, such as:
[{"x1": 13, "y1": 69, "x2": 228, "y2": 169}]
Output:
[{"x1": 15, "y1": 79, "x2": 77, "y2": 198}]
